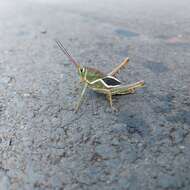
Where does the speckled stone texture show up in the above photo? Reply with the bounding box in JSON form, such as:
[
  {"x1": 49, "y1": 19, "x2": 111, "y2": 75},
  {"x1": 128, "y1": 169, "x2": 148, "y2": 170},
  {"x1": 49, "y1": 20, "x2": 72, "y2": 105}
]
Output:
[{"x1": 0, "y1": 0, "x2": 190, "y2": 189}]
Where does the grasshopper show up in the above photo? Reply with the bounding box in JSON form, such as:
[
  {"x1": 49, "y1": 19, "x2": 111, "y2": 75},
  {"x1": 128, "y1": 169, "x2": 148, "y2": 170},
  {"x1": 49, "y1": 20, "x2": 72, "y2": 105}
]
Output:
[{"x1": 56, "y1": 40, "x2": 144, "y2": 112}]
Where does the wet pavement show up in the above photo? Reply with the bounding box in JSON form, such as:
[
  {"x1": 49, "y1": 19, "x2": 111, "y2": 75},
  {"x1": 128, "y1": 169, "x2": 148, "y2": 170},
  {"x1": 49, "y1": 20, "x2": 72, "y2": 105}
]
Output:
[{"x1": 0, "y1": 0, "x2": 190, "y2": 189}]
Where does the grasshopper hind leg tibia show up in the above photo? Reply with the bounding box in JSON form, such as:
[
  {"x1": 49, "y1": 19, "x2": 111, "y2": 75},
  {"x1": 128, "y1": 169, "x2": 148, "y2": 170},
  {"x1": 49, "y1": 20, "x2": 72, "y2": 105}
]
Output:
[{"x1": 108, "y1": 57, "x2": 129, "y2": 76}]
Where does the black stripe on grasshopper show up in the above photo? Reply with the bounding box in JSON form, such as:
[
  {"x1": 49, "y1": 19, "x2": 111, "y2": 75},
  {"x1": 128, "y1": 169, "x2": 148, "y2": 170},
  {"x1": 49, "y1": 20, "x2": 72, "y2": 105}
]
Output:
[
  {"x1": 89, "y1": 76, "x2": 122, "y2": 88},
  {"x1": 102, "y1": 76, "x2": 121, "y2": 86}
]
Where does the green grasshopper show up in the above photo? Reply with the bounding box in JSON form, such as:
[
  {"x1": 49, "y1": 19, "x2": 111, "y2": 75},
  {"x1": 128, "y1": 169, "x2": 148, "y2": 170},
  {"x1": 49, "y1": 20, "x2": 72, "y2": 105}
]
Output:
[{"x1": 56, "y1": 40, "x2": 144, "y2": 112}]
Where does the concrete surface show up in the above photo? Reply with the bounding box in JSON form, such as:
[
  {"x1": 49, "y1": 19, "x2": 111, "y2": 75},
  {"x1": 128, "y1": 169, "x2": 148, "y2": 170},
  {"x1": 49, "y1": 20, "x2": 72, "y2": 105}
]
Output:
[{"x1": 0, "y1": 0, "x2": 190, "y2": 189}]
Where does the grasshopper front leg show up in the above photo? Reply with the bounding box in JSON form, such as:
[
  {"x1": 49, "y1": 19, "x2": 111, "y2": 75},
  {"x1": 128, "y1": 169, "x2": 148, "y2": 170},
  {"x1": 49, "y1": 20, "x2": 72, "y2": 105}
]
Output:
[
  {"x1": 106, "y1": 90, "x2": 117, "y2": 111},
  {"x1": 75, "y1": 82, "x2": 88, "y2": 112},
  {"x1": 90, "y1": 87, "x2": 117, "y2": 111}
]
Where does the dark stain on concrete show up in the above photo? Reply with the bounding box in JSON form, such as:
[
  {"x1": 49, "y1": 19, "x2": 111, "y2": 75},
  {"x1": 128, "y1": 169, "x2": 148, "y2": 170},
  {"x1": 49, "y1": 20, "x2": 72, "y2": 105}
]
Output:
[
  {"x1": 118, "y1": 111, "x2": 149, "y2": 137},
  {"x1": 115, "y1": 29, "x2": 139, "y2": 38},
  {"x1": 166, "y1": 110, "x2": 190, "y2": 125},
  {"x1": 144, "y1": 60, "x2": 169, "y2": 74},
  {"x1": 153, "y1": 94, "x2": 175, "y2": 114}
]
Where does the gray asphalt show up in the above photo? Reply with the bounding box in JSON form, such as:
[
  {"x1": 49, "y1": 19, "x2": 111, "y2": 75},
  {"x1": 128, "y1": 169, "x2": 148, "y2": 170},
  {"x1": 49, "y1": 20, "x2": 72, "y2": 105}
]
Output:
[{"x1": 0, "y1": 0, "x2": 190, "y2": 189}]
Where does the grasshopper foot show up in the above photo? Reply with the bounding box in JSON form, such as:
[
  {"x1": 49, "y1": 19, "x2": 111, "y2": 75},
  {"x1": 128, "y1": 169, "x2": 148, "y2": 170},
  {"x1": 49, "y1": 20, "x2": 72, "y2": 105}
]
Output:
[
  {"x1": 74, "y1": 108, "x2": 78, "y2": 113},
  {"x1": 105, "y1": 105, "x2": 118, "y2": 113},
  {"x1": 74, "y1": 103, "x2": 80, "y2": 113},
  {"x1": 111, "y1": 106, "x2": 118, "y2": 112}
]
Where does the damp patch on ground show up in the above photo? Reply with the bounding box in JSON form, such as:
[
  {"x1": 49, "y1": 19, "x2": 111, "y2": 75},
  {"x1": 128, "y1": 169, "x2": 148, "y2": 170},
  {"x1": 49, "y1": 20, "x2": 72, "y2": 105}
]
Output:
[
  {"x1": 144, "y1": 60, "x2": 169, "y2": 74},
  {"x1": 166, "y1": 110, "x2": 190, "y2": 125},
  {"x1": 118, "y1": 111, "x2": 150, "y2": 137},
  {"x1": 153, "y1": 93, "x2": 175, "y2": 114},
  {"x1": 115, "y1": 29, "x2": 139, "y2": 38}
]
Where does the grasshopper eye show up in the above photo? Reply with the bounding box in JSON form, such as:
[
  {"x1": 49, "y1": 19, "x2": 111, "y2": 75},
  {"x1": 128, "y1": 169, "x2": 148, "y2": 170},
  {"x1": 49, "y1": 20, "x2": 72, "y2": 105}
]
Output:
[{"x1": 80, "y1": 68, "x2": 85, "y2": 73}]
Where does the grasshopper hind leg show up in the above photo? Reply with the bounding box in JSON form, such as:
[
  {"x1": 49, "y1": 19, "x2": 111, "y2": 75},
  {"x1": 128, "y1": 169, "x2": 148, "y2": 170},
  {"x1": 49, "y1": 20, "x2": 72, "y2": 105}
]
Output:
[{"x1": 111, "y1": 80, "x2": 144, "y2": 95}]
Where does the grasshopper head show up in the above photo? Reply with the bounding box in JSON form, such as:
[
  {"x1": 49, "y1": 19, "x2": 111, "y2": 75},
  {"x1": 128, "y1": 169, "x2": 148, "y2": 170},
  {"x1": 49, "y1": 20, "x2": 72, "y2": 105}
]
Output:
[{"x1": 78, "y1": 66, "x2": 87, "y2": 82}]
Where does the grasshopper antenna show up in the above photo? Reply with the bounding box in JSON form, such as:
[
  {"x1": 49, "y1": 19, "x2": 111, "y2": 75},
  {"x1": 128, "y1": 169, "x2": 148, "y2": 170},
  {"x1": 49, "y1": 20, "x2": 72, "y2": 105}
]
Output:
[{"x1": 55, "y1": 39, "x2": 79, "y2": 68}]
